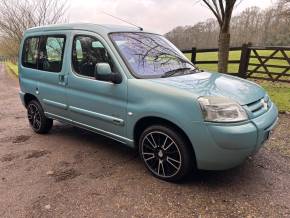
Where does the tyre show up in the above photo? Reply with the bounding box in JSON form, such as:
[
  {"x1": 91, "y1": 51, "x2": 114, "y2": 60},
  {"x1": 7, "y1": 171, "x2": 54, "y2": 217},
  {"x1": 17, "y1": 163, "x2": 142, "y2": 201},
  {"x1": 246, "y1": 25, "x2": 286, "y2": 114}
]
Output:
[
  {"x1": 139, "y1": 125, "x2": 194, "y2": 182},
  {"x1": 27, "y1": 100, "x2": 53, "y2": 134}
]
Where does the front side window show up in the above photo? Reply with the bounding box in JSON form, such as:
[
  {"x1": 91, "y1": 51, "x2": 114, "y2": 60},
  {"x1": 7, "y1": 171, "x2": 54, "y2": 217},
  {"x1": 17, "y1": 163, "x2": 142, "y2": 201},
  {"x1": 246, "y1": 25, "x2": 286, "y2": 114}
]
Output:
[
  {"x1": 72, "y1": 35, "x2": 113, "y2": 78},
  {"x1": 22, "y1": 37, "x2": 40, "y2": 69},
  {"x1": 39, "y1": 36, "x2": 65, "y2": 72},
  {"x1": 110, "y1": 32, "x2": 196, "y2": 78}
]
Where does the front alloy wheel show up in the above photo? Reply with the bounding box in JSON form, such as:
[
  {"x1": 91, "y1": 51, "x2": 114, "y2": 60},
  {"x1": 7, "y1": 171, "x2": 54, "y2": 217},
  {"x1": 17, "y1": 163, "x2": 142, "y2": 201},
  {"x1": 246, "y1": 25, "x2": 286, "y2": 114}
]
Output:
[{"x1": 139, "y1": 125, "x2": 194, "y2": 182}]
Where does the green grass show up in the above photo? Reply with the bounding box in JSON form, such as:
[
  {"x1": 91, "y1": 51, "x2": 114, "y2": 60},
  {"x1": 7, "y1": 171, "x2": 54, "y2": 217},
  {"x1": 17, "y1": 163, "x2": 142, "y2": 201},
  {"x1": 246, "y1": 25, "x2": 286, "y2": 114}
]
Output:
[
  {"x1": 184, "y1": 50, "x2": 241, "y2": 73},
  {"x1": 258, "y1": 81, "x2": 290, "y2": 112},
  {"x1": 5, "y1": 59, "x2": 290, "y2": 112}
]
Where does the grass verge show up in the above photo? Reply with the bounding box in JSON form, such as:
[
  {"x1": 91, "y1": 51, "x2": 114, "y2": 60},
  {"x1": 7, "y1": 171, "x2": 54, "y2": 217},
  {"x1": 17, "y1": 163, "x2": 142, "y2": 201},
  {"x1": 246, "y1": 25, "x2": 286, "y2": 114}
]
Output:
[
  {"x1": 257, "y1": 81, "x2": 290, "y2": 112},
  {"x1": 5, "y1": 61, "x2": 18, "y2": 77}
]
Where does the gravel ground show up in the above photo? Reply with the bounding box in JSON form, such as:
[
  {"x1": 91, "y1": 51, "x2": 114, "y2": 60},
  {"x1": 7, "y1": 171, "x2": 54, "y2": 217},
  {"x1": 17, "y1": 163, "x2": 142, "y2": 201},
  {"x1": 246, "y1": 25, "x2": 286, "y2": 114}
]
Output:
[{"x1": 0, "y1": 63, "x2": 290, "y2": 218}]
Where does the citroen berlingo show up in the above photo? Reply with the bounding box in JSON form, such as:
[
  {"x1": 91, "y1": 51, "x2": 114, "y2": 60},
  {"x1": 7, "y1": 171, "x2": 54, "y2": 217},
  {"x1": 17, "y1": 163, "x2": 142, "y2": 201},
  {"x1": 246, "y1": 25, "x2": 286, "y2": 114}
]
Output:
[{"x1": 19, "y1": 23, "x2": 278, "y2": 181}]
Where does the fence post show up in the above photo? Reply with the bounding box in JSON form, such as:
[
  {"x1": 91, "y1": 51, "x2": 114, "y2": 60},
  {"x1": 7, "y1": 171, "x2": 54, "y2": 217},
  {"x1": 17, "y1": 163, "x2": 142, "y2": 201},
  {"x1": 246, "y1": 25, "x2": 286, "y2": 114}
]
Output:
[
  {"x1": 191, "y1": 47, "x2": 196, "y2": 64},
  {"x1": 238, "y1": 43, "x2": 251, "y2": 78}
]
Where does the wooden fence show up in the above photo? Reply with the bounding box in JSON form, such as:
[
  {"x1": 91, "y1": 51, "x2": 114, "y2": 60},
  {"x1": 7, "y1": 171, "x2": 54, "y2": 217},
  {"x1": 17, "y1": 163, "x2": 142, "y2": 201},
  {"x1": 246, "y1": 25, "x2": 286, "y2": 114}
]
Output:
[{"x1": 182, "y1": 44, "x2": 290, "y2": 83}]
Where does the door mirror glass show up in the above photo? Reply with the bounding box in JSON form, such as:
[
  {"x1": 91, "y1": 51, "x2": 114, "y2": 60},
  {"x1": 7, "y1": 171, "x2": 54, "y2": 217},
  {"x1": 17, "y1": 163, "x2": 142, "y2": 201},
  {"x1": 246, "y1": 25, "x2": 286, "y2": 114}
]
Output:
[{"x1": 94, "y1": 63, "x2": 122, "y2": 84}]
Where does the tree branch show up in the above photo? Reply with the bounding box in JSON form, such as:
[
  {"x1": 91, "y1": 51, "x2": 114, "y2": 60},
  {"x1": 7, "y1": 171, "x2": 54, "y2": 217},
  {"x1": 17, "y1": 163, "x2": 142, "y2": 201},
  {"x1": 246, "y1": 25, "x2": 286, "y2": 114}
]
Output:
[
  {"x1": 218, "y1": 0, "x2": 225, "y2": 19},
  {"x1": 202, "y1": 0, "x2": 223, "y2": 26}
]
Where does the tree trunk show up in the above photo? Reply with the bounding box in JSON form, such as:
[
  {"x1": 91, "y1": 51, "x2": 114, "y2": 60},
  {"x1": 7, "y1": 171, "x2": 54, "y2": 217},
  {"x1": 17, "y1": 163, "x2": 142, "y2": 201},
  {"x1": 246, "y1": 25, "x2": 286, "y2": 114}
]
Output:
[{"x1": 218, "y1": 32, "x2": 230, "y2": 73}]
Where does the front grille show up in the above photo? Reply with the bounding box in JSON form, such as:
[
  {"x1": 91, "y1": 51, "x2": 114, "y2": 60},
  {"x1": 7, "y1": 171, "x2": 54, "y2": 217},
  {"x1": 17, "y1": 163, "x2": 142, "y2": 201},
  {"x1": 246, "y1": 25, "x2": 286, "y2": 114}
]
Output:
[{"x1": 246, "y1": 95, "x2": 271, "y2": 118}]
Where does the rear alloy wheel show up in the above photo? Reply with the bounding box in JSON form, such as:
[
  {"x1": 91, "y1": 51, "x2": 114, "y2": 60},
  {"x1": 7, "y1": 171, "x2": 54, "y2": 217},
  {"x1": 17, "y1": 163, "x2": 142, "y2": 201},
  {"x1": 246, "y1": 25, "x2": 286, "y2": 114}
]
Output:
[
  {"x1": 27, "y1": 100, "x2": 53, "y2": 134},
  {"x1": 139, "y1": 125, "x2": 194, "y2": 182}
]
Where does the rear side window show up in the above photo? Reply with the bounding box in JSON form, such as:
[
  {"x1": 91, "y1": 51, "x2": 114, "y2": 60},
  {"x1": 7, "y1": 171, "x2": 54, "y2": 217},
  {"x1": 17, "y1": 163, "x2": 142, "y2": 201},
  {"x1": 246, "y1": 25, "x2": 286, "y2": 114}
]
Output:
[
  {"x1": 22, "y1": 37, "x2": 39, "y2": 69},
  {"x1": 39, "y1": 36, "x2": 66, "y2": 72}
]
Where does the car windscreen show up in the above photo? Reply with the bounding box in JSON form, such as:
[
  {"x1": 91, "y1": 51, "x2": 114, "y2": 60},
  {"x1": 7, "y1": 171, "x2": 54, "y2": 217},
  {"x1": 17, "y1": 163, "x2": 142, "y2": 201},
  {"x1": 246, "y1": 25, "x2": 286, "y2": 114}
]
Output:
[{"x1": 110, "y1": 32, "x2": 196, "y2": 78}]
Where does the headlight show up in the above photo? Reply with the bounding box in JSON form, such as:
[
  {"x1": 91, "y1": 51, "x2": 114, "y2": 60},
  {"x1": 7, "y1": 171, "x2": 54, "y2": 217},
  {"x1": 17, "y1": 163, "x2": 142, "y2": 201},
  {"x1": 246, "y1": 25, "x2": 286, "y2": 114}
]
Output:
[{"x1": 198, "y1": 96, "x2": 248, "y2": 122}]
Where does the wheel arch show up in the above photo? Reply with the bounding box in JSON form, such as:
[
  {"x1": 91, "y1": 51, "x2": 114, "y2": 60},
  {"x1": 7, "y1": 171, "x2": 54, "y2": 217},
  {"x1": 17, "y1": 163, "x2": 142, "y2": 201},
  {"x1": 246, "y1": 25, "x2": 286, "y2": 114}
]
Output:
[
  {"x1": 133, "y1": 116, "x2": 196, "y2": 162},
  {"x1": 23, "y1": 93, "x2": 38, "y2": 107}
]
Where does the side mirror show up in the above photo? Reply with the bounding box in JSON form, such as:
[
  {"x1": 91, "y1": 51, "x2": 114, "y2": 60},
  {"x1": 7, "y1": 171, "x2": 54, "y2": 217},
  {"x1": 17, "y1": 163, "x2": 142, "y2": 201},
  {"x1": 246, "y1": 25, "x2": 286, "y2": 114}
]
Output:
[{"x1": 94, "y1": 63, "x2": 122, "y2": 84}]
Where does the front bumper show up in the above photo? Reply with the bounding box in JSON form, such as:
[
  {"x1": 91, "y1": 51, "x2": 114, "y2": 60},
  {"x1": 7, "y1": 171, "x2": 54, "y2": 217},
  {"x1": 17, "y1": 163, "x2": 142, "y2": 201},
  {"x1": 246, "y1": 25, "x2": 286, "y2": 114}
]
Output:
[{"x1": 191, "y1": 103, "x2": 278, "y2": 170}]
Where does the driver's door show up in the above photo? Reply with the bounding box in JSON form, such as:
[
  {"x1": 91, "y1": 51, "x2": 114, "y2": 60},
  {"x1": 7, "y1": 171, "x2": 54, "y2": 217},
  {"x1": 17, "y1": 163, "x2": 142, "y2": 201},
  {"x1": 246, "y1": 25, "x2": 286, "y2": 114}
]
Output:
[{"x1": 66, "y1": 31, "x2": 128, "y2": 141}]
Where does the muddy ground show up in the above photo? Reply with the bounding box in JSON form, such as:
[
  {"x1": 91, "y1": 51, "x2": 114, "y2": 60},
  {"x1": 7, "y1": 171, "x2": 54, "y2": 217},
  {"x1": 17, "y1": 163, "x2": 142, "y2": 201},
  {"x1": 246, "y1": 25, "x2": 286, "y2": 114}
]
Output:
[{"x1": 0, "y1": 63, "x2": 289, "y2": 218}]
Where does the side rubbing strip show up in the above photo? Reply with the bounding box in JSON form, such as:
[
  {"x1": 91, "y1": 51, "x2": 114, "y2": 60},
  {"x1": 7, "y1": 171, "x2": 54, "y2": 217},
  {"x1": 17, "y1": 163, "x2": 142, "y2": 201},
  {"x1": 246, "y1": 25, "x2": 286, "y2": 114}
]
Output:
[
  {"x1": 43, "y1": 99, "x2": 68, "y2": 110},
  {"x1": 69, "y1": 106, "x2": 124, "y2": 126}
]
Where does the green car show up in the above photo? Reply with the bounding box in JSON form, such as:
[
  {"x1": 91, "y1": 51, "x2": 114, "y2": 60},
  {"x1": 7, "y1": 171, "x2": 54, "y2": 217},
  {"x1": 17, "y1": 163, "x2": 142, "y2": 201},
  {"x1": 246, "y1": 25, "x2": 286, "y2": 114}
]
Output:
[{"x1": 19, "y1": 24, "x2": 278, "y2": 182}]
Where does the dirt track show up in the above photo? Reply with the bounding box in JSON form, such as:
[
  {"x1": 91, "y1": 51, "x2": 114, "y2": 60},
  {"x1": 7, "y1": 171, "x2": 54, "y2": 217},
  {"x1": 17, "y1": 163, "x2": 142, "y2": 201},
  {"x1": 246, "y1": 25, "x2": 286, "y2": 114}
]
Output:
[{"x1": 0, "y1": 63, "x2": 290, "y2": 218}]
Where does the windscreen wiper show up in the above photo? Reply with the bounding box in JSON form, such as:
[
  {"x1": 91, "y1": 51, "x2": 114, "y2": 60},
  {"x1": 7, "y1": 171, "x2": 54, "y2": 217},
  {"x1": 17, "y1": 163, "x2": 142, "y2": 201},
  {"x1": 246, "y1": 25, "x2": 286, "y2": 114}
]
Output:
[{"x1": 161, "y1": 68, "x2": 198, "y2": 78}]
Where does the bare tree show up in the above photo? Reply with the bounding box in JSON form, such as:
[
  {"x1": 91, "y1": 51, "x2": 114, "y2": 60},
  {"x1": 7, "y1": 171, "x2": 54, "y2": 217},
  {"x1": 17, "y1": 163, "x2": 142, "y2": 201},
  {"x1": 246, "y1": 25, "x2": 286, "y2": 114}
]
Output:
[
  {"x1": 166, "y1": 0, "x2": 290, "y2": 52},
  {"x1": 281, "y1": 0, "x2": 290, "y2": 16},
  {"x1": 200, "y1": 0, "x2": 237, "y2": 73},
  {"x1": 0, "y1": 0, "x2": 68, "y2": 57}
]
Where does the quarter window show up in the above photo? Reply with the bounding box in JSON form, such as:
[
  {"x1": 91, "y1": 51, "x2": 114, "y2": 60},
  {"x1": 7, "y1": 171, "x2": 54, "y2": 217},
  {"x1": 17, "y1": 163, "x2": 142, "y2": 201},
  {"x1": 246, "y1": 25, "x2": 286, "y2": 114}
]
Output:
[
  {"x1": 22, "y1": 37, "x2": 39, "y2": 69},
  {"x1": 39, "y1": 36, "x2": 66, "y2": 72},
  {"x1": 72, "y1": 35, "x2": 113, "y2": 78}
]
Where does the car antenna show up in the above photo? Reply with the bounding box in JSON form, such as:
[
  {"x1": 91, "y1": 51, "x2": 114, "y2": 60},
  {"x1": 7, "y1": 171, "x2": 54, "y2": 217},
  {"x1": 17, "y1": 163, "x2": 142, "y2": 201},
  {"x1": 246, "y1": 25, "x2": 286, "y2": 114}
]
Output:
[{"x1": 102, "y1": 11, "x2": 143, "y2": 31}]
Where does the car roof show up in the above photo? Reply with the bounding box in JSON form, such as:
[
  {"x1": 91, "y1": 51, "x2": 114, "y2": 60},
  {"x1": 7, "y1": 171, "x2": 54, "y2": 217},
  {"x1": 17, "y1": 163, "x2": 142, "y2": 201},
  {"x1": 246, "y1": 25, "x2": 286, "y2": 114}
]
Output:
[{"x1": 25, "y1": 23, "x2": 146, "y2": 35}]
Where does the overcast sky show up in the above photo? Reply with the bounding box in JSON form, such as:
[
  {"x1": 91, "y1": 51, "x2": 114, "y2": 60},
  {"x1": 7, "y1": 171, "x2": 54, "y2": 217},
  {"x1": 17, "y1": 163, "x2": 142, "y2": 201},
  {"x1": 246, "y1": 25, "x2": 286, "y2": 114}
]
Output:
[{"x1": 68, "y1": 0, "x2": 276, "y2": 34}]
